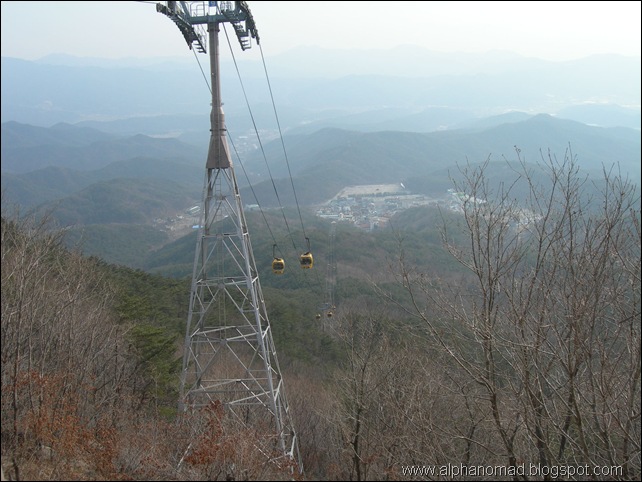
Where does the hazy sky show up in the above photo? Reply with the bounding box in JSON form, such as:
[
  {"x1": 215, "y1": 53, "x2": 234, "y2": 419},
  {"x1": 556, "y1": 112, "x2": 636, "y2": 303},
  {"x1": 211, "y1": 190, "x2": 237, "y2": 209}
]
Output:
[{"x1": 1, "y1": 1, "x2": 640, "y2": 62}]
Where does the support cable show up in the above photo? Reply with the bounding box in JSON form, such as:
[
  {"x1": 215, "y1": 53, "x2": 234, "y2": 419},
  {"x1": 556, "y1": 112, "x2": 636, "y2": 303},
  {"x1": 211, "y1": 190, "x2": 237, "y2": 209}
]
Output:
[
  {"x1": 188, "y1": 22, "x2": 287, "y2": 260},
  {"x1": 227, "y1": 135, "x2": 285, "y2": 259},
  {"x1": 192, "y1": 48, "x2": 211, "y2": 94},
  {"x1": 258, "y1": 43, "x2": 308, "y2": 242},
  {"x1": 221, "y1": 23, "x2": 299, "y2": 253}
]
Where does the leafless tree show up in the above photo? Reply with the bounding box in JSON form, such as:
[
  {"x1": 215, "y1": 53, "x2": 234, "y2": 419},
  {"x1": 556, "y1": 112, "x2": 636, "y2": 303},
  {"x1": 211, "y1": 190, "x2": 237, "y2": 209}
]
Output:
[
  {"x1": 389, "y1": 148, "x2": 640, "y2": 479},
  {"x1": 2, "y1": 208, "x2": 163, "y2": 479}
]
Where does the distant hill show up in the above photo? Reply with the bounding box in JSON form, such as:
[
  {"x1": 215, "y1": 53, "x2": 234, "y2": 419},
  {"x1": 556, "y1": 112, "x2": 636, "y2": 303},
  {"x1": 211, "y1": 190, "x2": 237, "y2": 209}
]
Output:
[
  {"x1": 1, "y1": 121, "x2": 205, "y2": 174},
  {"x1": 453, "y1": 111, "x2": 535, "y2": 130},
  {"x1": 556, "y1": 103, "x2": 642, "y2": 129},
  {"x1": 1, "y1": 157, "x2": 203, "y2": 208},
  {"x1": 64, "y1": 223, "x2": 170, "y2": 269},
  {"x1": 241, "y1": 114, "x2": 641, "y2": 207},
  {"x1": 0, "y1": 56, "x2": 210, "y2": 126},
  {"x1": 43, "y1": 177, "x2": 196, "y2": 226},
  {"x1": 1, "y1": 120, "x2": 115, "y2": 147},
  {"x1": 137, "y1": 202, "x2": 478, "y2": 285}
]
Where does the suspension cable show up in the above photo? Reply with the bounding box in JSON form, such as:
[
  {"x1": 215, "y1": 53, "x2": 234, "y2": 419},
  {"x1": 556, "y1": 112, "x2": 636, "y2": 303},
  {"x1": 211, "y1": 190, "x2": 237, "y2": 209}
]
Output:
[
  {"x1": 192, "y1": 48, "x2": 211, "y2": 95},
  {"x1": 258, "y1": 43, "x2": 308, "y2": 242},
  {"x1": 188, "y1": 17, "x2": 317, "y2": 273},
  {"x1": 221, "y1": 23, "x2": 299, "y2": 253},
  {"x1": 227, "y1": 134, "x2": 285, "y2": 259},
  {"x1": 189, "y1": 21, "x2": 289, "y2": 260}
]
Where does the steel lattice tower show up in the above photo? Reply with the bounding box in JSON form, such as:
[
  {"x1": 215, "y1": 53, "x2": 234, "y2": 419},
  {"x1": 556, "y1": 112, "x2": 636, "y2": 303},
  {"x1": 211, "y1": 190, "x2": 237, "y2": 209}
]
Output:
[{"x1": 156, "y1": 1, "x2": 301, "y2": 471}]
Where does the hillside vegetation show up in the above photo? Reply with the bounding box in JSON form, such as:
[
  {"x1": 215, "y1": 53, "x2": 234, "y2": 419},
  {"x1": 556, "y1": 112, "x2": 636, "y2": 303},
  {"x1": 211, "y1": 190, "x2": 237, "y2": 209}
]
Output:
[{"x1": 2, "y1": 153, "x2": 639, "y2": 480}]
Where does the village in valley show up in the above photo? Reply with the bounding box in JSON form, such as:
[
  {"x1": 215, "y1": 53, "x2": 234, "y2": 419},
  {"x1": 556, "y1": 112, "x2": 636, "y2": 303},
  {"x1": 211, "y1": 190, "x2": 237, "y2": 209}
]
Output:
[
  {"x1": 315, "y1": 183, "x2": 470, "y2": 231},
  {"x1": 158, "y1": 182, "x2": 539, "y2": 237}
]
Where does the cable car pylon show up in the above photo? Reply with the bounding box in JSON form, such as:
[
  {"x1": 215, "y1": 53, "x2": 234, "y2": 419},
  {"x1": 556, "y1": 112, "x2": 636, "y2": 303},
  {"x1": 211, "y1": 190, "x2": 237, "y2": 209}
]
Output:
[{"x1": 154, "y1": 1, "x2": 301, "y2": 473}]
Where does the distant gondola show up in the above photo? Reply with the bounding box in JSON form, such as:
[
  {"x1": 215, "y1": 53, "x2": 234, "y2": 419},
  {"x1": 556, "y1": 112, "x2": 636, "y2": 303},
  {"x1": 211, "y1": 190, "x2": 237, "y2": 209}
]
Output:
[
  {"x1": 300, "y1": 252, "x2": 313, "y2": 269},
  {"x1": 272, "y1": 257, "x2": 285, "y2": 274},
  {"x1": 300, "y1": 237, "x2": 314, "y2": 269},
  {"x1": 272, "y1": 244, "x2": 285, "y2": 274}
]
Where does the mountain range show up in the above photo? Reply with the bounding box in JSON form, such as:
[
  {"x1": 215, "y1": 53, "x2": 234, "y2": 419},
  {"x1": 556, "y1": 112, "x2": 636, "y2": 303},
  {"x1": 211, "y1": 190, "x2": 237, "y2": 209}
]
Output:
[
  {"x1": 2, "y1": 111, "x2": 640, "y2": 272},
  {"x1": 2, "y1": 49, "x2": 640, "y2": 132},
  {"x1": 1, "y1": 48, "x2": 640, "y2": 272}
]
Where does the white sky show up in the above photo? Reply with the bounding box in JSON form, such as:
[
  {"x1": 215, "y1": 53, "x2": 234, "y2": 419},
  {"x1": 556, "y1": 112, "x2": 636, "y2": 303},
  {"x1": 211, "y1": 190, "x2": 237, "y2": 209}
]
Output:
[{"x1": 1, "y1": 1, "x2": 640, "y2": 62}]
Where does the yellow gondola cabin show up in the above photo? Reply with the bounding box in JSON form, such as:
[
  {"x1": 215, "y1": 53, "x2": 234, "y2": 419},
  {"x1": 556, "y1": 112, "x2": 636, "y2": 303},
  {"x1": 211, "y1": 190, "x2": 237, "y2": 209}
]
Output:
[
  {"x1": 272, "y1": 257, "x2": 285, "y2": 274},
  {"x1": 300, "y1": 252, "x2": 313, "y2": 269}
]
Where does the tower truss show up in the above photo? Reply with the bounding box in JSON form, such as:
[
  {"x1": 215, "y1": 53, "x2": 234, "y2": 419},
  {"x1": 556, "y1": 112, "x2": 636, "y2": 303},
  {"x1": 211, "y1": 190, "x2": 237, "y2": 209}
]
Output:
[{"x1": 155, "y1": 1, "x2": 301, "y2": 471}]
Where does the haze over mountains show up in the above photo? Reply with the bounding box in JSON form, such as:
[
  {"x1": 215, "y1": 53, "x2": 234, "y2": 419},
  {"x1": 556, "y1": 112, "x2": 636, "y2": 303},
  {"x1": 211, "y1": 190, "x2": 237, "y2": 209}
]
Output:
[
  {"x1": 2, "y1": 48, "x2": 640, "y2": 130},
  {"x1": 1, "y1": 47, "x2": 640, "y2": 271}
]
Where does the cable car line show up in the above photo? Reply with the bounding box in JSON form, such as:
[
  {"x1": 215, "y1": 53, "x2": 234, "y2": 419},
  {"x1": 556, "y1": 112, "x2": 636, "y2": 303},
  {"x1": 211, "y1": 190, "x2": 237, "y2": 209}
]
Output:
[
  {"x1": 192, "y1": 47, "x2": 212, "y2": 95},
  {"x1": 257, "y1": 43, "x2": 319, "y2": 272},
  {"x1": 189, "y1": 14, "x2": 316, "y2": 277},
  {"x1": 185, "y1": 22, "x2": 291, "y2": 275},
  {"x1": 258, "y1": 43, "x2": 308, "y2": 241},
  {"x1": 221, "y1": 23, "x2": 300, "y2": 255},
  {"x1": 221, "y1": 21, "x2": 318, "y2": 275},
  {"x1": 316, "y1": 221, "x2": 337, "y2": 320},
  {"x1": 227, "y1": 134, "x2": 284, "y2": 257}
]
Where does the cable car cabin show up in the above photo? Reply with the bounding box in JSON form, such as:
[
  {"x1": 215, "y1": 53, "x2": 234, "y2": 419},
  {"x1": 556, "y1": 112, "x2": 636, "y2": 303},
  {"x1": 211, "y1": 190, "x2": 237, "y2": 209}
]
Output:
[
  {"x1": 315, "y1": 313, "x2": 321, "y2": 320},
  {"x1": 272, "y1": 257, "x2": 285, "y2": 274},
  {"x1": 327, "y1": 311, "x2": 333, "y2": 318},
  {"x1": 300, "y1": 252, "x2": 314, "y2": 269}
]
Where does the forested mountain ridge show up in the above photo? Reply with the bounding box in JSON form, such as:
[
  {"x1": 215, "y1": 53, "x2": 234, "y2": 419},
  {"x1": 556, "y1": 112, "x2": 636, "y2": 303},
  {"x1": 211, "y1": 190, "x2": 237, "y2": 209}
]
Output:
[
  {"x1": 1, "y1": 121, "x2": 205, "y2": 174},
  {"x1": 2, "y1": 114, "x2": 639, "y2": 271},
  {"x1": 243, "y1": 114, "x2": 640, "y2": 207}
]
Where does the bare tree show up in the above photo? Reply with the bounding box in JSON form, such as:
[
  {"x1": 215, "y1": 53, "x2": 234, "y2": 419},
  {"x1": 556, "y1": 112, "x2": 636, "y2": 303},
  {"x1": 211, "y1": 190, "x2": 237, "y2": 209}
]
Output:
[
  {"x1": 1, "y1": 208, "x2": 167, "y2": 479},
  {"x1": 321, "y1": 300, "x2": 468, "y2": 480},
  {"x1": 390, "y1": 148, "x2": 640, "y2": 479}
]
